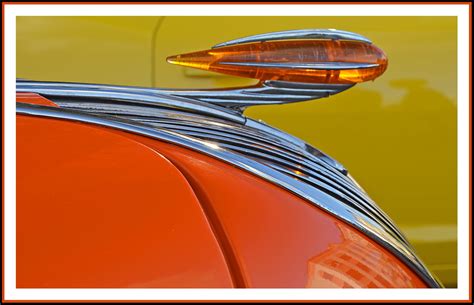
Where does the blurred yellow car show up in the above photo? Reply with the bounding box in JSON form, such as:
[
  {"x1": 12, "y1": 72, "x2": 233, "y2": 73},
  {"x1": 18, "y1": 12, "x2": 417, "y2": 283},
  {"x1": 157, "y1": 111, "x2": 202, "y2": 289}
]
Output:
[{"x1": 16, "y1": 16, "x2": 457, "y2": 287}]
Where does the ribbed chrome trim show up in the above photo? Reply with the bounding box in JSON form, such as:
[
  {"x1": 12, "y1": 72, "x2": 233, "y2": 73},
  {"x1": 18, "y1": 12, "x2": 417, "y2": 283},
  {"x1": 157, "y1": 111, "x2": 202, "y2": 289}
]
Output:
[
  {"x1": 160, "y1": 80, "x2": 354, "y2": 109},
  {"x1": 16, "y1": 80, "x2": 246, "y2": 123},
  {"x1": 16, "y1": 79, "x2": 354, "y2": 112},
  {"x1": 220, "y1": 61, "x2": 379, "y2": 70},
  {"x1": 16, "y1": 94, "x2": 441, "y2": 287},
  {"x1": 212, "y1": 29, "x2": 372, "y2": 48},
  {"x1": 16, "y1": 79, "x2": 347, "y2": 173}
]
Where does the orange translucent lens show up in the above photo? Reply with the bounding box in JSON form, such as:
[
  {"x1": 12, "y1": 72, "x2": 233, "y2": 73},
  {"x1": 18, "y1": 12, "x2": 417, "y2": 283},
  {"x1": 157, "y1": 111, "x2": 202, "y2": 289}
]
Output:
[{"x1": 167, "y1": 40, "x2": 388, "y2": 84}]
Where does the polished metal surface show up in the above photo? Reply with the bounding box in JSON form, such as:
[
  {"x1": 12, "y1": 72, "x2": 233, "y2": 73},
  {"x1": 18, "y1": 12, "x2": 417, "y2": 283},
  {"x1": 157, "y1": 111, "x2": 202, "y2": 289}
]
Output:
[
  {"x1": 220, "y1": 61, "x2": 379, "y2": 70},
  {"x1": 212, "y1": 29, "x2": 372, "y2": 48},
  {"x1": 16, "y1": 80, "x2": 246, "y2": 123},
  {"x1": 16, "y1": 80, "x2": 441, "y2": 287},
  {"x1": 159, "y1": 80, "x2": 355, "y2": 109},
  {"x1": 16, "y1": 79, "x2": 347, "y2": 173},
  {"x1": 17, "y1": 79, "x2": 353, "y2": 114}
]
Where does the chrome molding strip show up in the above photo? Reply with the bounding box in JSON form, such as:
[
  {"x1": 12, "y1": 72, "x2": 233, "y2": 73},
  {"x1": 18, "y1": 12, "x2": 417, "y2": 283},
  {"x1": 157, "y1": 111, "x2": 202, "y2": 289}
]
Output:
[
  {"x1": 212, "y1": 29, "x2": 372, "y2": 48},
  {"x1": 16, "y1": 80, "x2": 246, "y2": 124},
  {"x1": 17, "y1": 79, "x2": 351, "y2": 112},
  {"x1": 16, "y1": 102, "x2": 441, "y2": 287},
  {"x1": 220, "y1": 61, "x2": 379, "y2": 70},
  {"x1": 16, "y1": 79, "x2": 348, "y2": 173}
]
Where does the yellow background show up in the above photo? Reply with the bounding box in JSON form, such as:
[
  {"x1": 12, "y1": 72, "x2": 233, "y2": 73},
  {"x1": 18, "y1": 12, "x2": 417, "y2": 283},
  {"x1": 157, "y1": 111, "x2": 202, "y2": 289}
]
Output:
[{"x1": 17, "y1": 16, "x2": 457, "y2": 286}]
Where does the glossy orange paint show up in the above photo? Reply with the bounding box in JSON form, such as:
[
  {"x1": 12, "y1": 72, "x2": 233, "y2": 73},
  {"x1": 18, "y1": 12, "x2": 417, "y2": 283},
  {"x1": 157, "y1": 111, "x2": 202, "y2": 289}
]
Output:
[
  {"x1": 132, "y1": 134, "x2": 427, "y2": 288},
  {"x1": 16, "y1": 92, "x2": 58, "y2": 107},
  {"x1": 16, "y1": 114, "x2": 427, "y2": 288},
  {"x1": 16, "y1": 115, "x2": 233, "y2": 288}
]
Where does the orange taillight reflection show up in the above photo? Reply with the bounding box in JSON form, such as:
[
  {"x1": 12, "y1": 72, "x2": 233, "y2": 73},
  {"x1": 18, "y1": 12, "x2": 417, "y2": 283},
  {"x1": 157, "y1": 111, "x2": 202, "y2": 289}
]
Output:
[
  {"x1": 167, "y1": 39, "x2": 388, "y2": 84},
  {"x1": 306, "y1": 225, "x2": 425, "y2": 288}
]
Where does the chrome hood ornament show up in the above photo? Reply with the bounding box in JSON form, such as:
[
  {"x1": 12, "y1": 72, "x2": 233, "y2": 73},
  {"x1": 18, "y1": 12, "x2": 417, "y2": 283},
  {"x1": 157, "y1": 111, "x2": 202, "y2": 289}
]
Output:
[
  {"x1": 161, "y1": 29, "x2": 388, "y2": 111},
  {"x1": 18, "y1": 29, "x2": 388, "y2": 113}
]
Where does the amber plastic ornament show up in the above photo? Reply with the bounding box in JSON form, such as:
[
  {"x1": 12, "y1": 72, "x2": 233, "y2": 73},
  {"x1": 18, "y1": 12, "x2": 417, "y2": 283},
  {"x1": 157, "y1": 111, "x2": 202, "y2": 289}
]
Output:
[{"x1": 167, "y1": 39, "x2": 388, "y2": 84}]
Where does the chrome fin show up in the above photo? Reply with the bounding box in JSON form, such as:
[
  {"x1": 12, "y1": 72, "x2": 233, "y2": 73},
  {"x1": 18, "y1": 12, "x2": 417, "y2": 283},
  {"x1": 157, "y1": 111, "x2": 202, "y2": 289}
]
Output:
[
  {"x1": 160, "y1": 80, "x2": 354, "y2": 111},
  {"x1": 212, "y1": 28, "x2": 373, "y2": 48}
]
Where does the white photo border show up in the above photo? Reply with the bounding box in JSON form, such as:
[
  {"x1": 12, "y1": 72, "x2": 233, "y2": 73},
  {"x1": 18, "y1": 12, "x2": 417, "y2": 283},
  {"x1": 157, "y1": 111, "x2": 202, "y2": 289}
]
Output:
[{"x1": 3, "y1": 3, "x2": 471, "y2": 302}]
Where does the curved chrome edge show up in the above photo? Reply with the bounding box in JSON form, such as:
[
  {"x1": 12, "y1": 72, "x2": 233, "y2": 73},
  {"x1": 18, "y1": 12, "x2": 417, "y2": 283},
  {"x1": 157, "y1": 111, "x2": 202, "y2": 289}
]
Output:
[
  {"x1": 17, "y1": 78, "x2": 354, "y2": 111},
  {"x1": 156, "y1": 80, "x2": 354, "y2": 110},
  {"x1": 16, "y1": 103, "x2": 442, "y2": 288},
  {"x1": 16, "y1": 80, "x2": 246, "y2": 123},
  {"x1": 220, "y1": 61, "x2": 379, "y2": 70},
  {"x1": 212, "y1": 29, "x2": 372, "y2": 48}
]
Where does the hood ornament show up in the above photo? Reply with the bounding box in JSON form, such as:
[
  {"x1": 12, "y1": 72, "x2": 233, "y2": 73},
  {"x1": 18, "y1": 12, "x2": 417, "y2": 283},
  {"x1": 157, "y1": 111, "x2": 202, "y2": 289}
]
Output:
[{"x1": 160, "y1": 29, "x2": 388, "y2": 112}]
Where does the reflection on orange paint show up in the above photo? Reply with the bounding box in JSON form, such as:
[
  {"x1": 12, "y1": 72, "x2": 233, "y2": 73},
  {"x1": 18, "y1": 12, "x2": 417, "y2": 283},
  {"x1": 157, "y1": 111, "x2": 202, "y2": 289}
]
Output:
[
  {"x1": 16, "y1": 115, "x2": 233, "y2": 288},
  {"x1": 126, "y1": 131, "x2": 428, "y2": 288},
  {"x1": 16, "y1": 92, "x2": 58, "y2": 107},
  {"x1": 306, "y1": 225, "x2": 425, "y2": 288},
  {"x1": 167, "y1": 40, "x2": 388, "y2": 84},
  {"x1": 17, "y1": 115, "x2": 427, "y2": 288}
]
